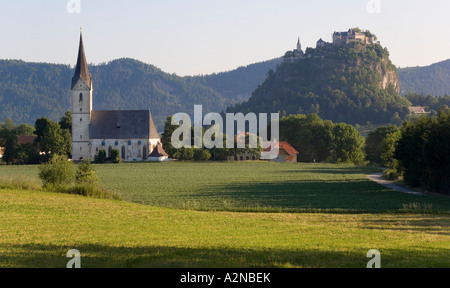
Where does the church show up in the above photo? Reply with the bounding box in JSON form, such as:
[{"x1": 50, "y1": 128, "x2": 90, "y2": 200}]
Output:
[{"x1": 71, "y1": 31, "x2": 163, "y2": 162}]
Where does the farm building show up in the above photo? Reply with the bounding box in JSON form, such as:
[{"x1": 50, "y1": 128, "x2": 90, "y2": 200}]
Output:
[{"x1": 264, "y1": 141, "x2": 299, "y2": 163}]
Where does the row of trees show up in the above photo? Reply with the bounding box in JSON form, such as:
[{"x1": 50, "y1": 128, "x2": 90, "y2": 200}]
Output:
[
  {"x1": 365, "y1": 108, "x2": 450, "y2": 195},
  {"x1": 404, "y1": 93, "x2": 450, "y2": 112},
  {"x1": 0, "y1": 112, "x2": 72, "y2": 165},
  {"x1": 278, "y1": 114, "x2": 365, "y2": 164},
  {"x1": 161, "y1": 116, "x2": 262, "y2": 161},
  {"x1": 161, "y1": 114, "x2": 365, "y2": 164}
]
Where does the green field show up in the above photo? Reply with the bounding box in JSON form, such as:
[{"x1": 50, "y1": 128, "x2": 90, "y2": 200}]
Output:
[
  {"x1": 1, "y1": 163, "x2": 450, "y2": 213},
  {"x1": 1, "y1": 162, "x2": 449, "y2": 268},
  {"x1": 1, "y1": 189, "x2": 449, "y2": 268}
]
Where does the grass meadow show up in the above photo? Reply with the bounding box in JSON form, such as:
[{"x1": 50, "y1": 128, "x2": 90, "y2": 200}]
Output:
[{"x1": 1, "y1": 162, "x2": 449, "y2": 267}]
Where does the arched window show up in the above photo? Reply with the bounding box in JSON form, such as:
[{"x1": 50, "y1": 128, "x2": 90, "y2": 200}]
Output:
[
  {"x1": 128, "y1": 141, "x2": 132, "y2": 146},
  {"x1": 143, "y1": 146, "x2": 147, "y2": 160},
  {"x1": 79, "y1": 93, "x2": 83, "y2": 102},
  {"x1": 108, "y1": 146, "x2": 112, "y2": 158}
]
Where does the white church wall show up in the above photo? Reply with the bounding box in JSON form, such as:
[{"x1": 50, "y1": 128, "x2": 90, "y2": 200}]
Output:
[{"x1": 90, "y1": 138, "x2": 161, "y2": 162}]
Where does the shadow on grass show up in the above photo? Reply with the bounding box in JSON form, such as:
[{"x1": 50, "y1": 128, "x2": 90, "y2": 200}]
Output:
[
  {"x1": 194, "y1": 180, "x2": 450, "y2": 214},
  {"x1": 279, "y1": 166, "x2": 381, "y2": 175},
  {"x1": 361, "y1": 216, "x2": 450, "y2": 236},
  {"x1": 1, "y1": 243, "x2": 449, "y2": 268}
]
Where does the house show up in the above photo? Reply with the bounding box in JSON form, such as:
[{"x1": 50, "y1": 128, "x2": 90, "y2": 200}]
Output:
[
  {"x1": 226, "y1": 132, "x2": 260, "y2": 161},
  {"x1": 264, "y1": 141, "x2": 299, "y2": 163},
  {"x1": 18, "y1": 135, "x2": 37, "y2": 146},
  {"x1": 408, "y1": 106, "x2": 429, "y2": 115},
  {"x1": 316, "y1": 38, "x2": 326, "y2": 48},
  {"x1": 70, "y1": 30, "x2": 162, "y2": 162}
]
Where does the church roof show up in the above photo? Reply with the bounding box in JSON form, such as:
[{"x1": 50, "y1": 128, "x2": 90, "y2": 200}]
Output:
[
  {"x1": 89, "y1": 110, "x2": 159, "y2": 140},
  {"x1": 149, "y1": 144, "x2": 169, "y2": 158},
  {"x1": 71, "y1": 31, "x2": 92, "y2": 90}
]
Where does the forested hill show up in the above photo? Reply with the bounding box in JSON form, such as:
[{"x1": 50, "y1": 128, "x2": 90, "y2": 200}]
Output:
[
  {"x1": 228, "y1": 41, "x2": 412, "y2": 125},
  {"x1": 0, "y1": 58, "x2": 278, "y2": 128},
  {"x1": 398, "y1": 59, "x2": 450, "y2": 96}
]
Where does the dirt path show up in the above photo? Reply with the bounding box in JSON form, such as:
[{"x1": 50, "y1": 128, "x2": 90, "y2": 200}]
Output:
[{"x1": 367, "y1": 173, "x2": 427, "y2": 196}]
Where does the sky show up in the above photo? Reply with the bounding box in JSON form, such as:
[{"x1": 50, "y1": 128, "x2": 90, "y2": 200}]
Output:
[{"x1": 0, "y1": 0, "x2": 450, "y2": 76}]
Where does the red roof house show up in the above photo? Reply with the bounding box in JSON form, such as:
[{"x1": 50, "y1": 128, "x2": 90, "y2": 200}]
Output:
[{"x1": 264, "y1": 141, "x2": 299, "y2": 163}]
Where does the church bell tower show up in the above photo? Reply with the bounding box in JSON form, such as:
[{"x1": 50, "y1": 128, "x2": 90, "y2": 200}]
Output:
[{"x1": 71, "y1": 29, "x2": 93, "y2": 161}]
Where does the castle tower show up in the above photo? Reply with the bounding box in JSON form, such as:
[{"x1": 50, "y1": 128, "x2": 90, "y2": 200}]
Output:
[
  {"x1": 71, "y1": 30, "x2": 93, "y2": 161},
  {"x1": 297, "y1": 37, "x2": 302, "y2": 52}
]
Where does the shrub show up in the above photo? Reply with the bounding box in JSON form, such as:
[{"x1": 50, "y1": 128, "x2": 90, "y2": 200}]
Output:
[
  {"x1": 38, "y1": 155, "x2": 75, "y2": 190},
  {"x1": 67, "y1": 184, "x2": 124, "y2": 200},
  {"x1": 110, "y1": 149, "x2": 121, "y2": 163},
  {"x1": 95, "y1": 150, "x2": 107, "y2": 164},
  {"x1": 383, "y1": 169, "x2": 400, "y2": 181},
  {"x1": 194, "y1": 149, "x2": 211, "y2": 161},
  {"x1": 76, "y1": 160, "x2": 99, "y2": 185},
  {"x1": 174, "y1": 147, "x2": 194, "y2": 161}
]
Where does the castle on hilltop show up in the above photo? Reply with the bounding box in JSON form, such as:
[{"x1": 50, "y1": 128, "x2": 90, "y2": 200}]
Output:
[
  {"x1": 332, "y1": 29, "x2": 376, "y2": 45},
  {"x1": 284, "y1": 29, "x2": 379, "y2": 63}
]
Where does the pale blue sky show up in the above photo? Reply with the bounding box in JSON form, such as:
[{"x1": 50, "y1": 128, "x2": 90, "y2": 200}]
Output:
[{"x1": 0, "y1": 0, "x2": 449, "y2": 76}]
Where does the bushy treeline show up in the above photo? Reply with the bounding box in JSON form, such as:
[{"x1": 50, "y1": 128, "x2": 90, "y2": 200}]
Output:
[
  {"x1": 278, "y1": 114, "x2": 365, "y2": 164},
  {"x1": 404, "y1": 93, "x2": 450, "y2": 112},
  {"x1": 0, "y1": 112, "x2": 72, "y2": 165},
  {"x1": 161, "y1": 114, "x2": 365, "y2": 164},
  {"x1": 395, "y1": 108, "x2": 450, "y2": 194},
  {"x1": 365, "y1": 108, "x2": 450, "y2": 194},
  {"x1": 161, "y1": 116, "x2": 261, "y2": 161}
]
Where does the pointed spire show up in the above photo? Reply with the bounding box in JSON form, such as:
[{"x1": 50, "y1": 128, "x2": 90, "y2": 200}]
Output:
[
  {"x1": 71, "y1": 29, "x2": 92, "y2": 90},
  {"x1": 297, "y1": 37, "x2": 302, "y2": 52}
]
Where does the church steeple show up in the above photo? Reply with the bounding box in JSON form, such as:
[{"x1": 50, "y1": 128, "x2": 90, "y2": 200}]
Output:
[
  {"x1": 297, "y1": 37, "x2": 302, "y2": 52},
  {"x1": 71, "y1": 29, "x2": 92, "y2": 90}
]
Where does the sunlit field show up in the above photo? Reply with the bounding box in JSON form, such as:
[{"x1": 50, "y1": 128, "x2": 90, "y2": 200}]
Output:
[{"x1": 1, "y1": 162, "x2": 449, "y2": 268}]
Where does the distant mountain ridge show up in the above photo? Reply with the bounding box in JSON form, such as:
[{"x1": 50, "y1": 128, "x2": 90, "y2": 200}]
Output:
[
  {"x1": 1, "y1": 55, "x2": 450, "y2": 128},
  {"x1": 0, "y1": 58, "x2": 279, "y2": 127},
  {"x1": 398, "y1": 59, "x2": 450, "y2": 96}
]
